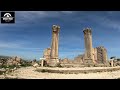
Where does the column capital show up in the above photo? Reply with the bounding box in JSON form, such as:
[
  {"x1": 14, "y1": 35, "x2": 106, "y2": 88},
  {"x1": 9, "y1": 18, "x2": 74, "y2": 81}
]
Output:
[
  {"x1": 52, "y1": 25, "x2": 60, "y2": 32},
  {"x1": 83, "y1": 28, "x2": 92, "y2": 35}
]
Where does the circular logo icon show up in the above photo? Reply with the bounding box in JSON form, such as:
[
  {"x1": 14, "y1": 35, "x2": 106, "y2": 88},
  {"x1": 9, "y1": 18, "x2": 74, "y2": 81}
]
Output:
[{"x1": 2, "y1": 13, "x2": 13, "y2": 22}]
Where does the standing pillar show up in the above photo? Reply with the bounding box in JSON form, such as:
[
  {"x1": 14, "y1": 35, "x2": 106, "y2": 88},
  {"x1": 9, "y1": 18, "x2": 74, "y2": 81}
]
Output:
[
  {"x1": 41, "y1": 59, "x2": 44, "y2": 67},
  {"x1": 110, "y1": 60, "x2": 114, "y2": 67},
  {"x1": 83, "y1": 28, "x2": 94, "y2": 64},
  {"x1": 49, "y1": 25, "x2": 60, "y2": 66}
]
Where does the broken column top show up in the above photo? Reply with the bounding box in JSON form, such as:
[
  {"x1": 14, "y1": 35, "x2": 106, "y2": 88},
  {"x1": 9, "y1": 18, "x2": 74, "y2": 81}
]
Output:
[
  {"x1": 96, "y1": 46, "x2": 107, "y2": 51},
  {"x1": 52, "y1": 25, "x2": 60, "y2": 31},
  {"x1": 47, "y1": 48, "x2": 51, "y2": 50},
  {"x1": 83, "y1": 27, "x2": 92, "y2": 34},
  {"x1": 96, "y1": 46, "x2": 104, "y2": 49}
]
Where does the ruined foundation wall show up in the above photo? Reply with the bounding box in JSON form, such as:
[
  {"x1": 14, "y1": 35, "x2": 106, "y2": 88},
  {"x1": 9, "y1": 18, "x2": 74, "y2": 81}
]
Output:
[
  {"x1": 95, "y1": 46, "x2": 108, "y2": 64},
  {"x1": 43, "y1": 48, "x2": 51, "y2": 63}
]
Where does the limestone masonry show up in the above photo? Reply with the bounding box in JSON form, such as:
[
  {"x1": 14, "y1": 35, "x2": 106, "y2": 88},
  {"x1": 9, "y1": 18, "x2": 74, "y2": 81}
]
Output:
[{"x1": 42, "y1": 25, "x2": 108, "y2": 67}]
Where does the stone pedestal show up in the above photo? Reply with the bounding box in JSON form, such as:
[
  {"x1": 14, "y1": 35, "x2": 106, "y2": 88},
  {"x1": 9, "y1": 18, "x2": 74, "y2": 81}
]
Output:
[
  {"x1": 84, "y1": 59, "x2": 94, "y2": 66},
  {"x1": 110, "y1": 60, "x2": 114, "y2": 67},
  {"x1": 84, "y1": 59, "x2": 93, "y2": 63},
  {"x1": 49, "y1": 59, "x2": 59, "y2": 67}
]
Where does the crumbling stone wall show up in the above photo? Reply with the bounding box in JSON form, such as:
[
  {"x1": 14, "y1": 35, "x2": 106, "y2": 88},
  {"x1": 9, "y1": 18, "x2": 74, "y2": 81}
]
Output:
[
  {"x1": 95, "y1": 46, "x2": 107, "y2": 64},
  {"x1": 43, "y1": 48, "x2": 51, "y2": 64}
]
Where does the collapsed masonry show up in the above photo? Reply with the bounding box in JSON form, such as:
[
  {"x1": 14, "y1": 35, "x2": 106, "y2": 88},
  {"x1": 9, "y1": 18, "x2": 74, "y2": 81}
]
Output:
[
  {"x1": 42, "y1": 26, "x2": 108, "y2": 67},
  {"x1": 43, "y1": 48, "x2": 51, "y2": 64},
  {"x1": 0, "y1": 56, "x2": 22, "y2": 67}
]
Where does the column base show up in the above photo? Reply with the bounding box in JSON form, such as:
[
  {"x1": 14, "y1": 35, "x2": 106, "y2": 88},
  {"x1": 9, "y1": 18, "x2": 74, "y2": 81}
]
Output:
[
  {"x1": 84, "y1": 59, "x2": 94, "y2": 66},
  {"x1": 48, "y1": 58, "x2": 59, "y2": 67}
]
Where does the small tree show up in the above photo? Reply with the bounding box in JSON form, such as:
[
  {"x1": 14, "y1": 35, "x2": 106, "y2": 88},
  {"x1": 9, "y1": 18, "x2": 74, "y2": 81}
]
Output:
[{"x1": 110, "y1": 56, "x2": 116, "y2": 59}]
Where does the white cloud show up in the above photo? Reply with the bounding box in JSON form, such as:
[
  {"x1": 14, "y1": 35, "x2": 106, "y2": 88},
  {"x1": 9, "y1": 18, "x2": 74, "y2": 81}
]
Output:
[
  {"x1": 0, "y1": 11, "x2": 62, "y2": 28},
  {"x1": 16, "y1": 11, "x2": 47, "y2": 22},
  {"x1": 61, "y1": 11, "x2": 74, "y2": 14},
  {"x1": 14, "y1": 11, "x2": 78, "y2": 24},
  {"x1": 100, "y1": 18, "x2": 120, "y2": 30},
  {"x1": 0, "y1": 41, "x2": 44, "y2": 51},
  {"x1": 0, "y1": 42, "x2": 22, "y2": 48},
  {"x1": 15, "y1": 11, "x2": 61, "y2": 23},
  {"x1": 90, "y1": 14, "x2": 120, "y2": 31}
]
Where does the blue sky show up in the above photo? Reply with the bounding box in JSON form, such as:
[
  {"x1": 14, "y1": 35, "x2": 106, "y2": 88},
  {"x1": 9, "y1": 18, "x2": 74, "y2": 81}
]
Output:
[{"x1": 0, "y1": 11, "x2": 120, "y2": 60}]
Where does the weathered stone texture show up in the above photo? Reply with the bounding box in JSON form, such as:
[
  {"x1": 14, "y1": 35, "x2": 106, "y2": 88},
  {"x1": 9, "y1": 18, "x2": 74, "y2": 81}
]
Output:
[
  {"x1": 49, "y1": 25, "x2": 60, "y2": 66},
  {"x1": 43, "y1": 48, "x2": 51, "y2": 64},
  {"x1": 95, "y1": 46, "x2": 108, "y2": 64},
  {"x1": 83, "y1": 28, "x2": 94, "y2": 63}
]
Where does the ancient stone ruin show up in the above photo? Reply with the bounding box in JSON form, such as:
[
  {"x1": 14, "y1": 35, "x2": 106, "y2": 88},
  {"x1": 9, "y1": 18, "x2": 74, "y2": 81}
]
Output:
[
  {"x1": 43, "y1": 25, "x2": 60, "y2": 67},
  {"x1": 41, "y1": 25, "x2": 111, "y2": 67},
  {"x1": 43, "y1": 48, "x2": 51, "y2": 64},
  {"x1": 49, "y1": 25, "x2": 60, "y2": 66}
]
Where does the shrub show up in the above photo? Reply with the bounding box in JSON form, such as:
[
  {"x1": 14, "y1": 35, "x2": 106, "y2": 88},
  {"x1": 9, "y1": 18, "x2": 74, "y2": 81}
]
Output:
[
  {"x1": 56, "y1": 63, "x2": 62, "y2": 67},
  {"x1": 20, "y1": 63, "x2": 32, "y2": 67},
  {"x1": 41, "y1": 69, "x2": 48, "y2": 72},
  {"x1": 0, "y1": 65, "x2": 7, "y2": 69}
]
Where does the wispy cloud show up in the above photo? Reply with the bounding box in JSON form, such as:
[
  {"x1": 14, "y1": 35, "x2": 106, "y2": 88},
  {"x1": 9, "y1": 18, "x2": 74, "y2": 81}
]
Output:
[
  {"x1": 99, "y1": 17, "x2": 120, "y2": 30},
  {"x1": 1, "y1": 11, "x2": 120, "y2": 59},
  {"x1": 60, "y1": 11, "x2": 74, "y2": 14},
  {"x1": 0, "y1": 11, "x2": 77, "y2": 29},
  {"x1": 0, "y1": 41, "x2": 44, "y2": 51},
  {"x1": 0, "y1": 43, "x2": 20, "y2": 48},
  {"x1": 16, "y1": 11, "x2": 75, "y2": 23},
  {"x1": 88, "y1": 12, "x2": 120, "y2": 32}
]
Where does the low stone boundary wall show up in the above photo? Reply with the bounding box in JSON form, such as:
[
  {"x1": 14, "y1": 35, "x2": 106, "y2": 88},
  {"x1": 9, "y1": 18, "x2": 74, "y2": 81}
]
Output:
[
  {"x1": 60, "y1": 63, "x2": 110, "y2": 67},
  {"x1": 36, "y1": 67, "x2": 120, "y2": 74}
]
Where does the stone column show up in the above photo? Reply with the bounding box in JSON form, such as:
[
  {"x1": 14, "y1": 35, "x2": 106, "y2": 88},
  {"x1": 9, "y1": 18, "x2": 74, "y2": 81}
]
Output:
[
  {"x1": 49, "y1": 25, "x2": 60, "y2": 66},
  {"x1": 110, "y1": 60, "x2": 113, "y2": 67},
  {"x1": 83, "y1": 28, "x2": 94, "y2": 64},
  {"x1": 41, "y1": 59, "x2": 44, "y2": 67}
]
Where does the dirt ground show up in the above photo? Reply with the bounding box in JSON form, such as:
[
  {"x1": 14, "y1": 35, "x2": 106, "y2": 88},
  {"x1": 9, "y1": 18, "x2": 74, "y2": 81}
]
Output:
[{"x1": 1, "y1": 66, "x2": 120, "y2": 79}]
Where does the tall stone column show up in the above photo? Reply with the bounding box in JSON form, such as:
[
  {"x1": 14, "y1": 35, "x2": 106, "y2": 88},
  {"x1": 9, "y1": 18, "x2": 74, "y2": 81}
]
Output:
[
  {"x1": 49, "y1": 25, "x2": 60, "y2": 66},
  {"x1": 83, "y1": 28, "x2": 94, "y2": 64}
]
